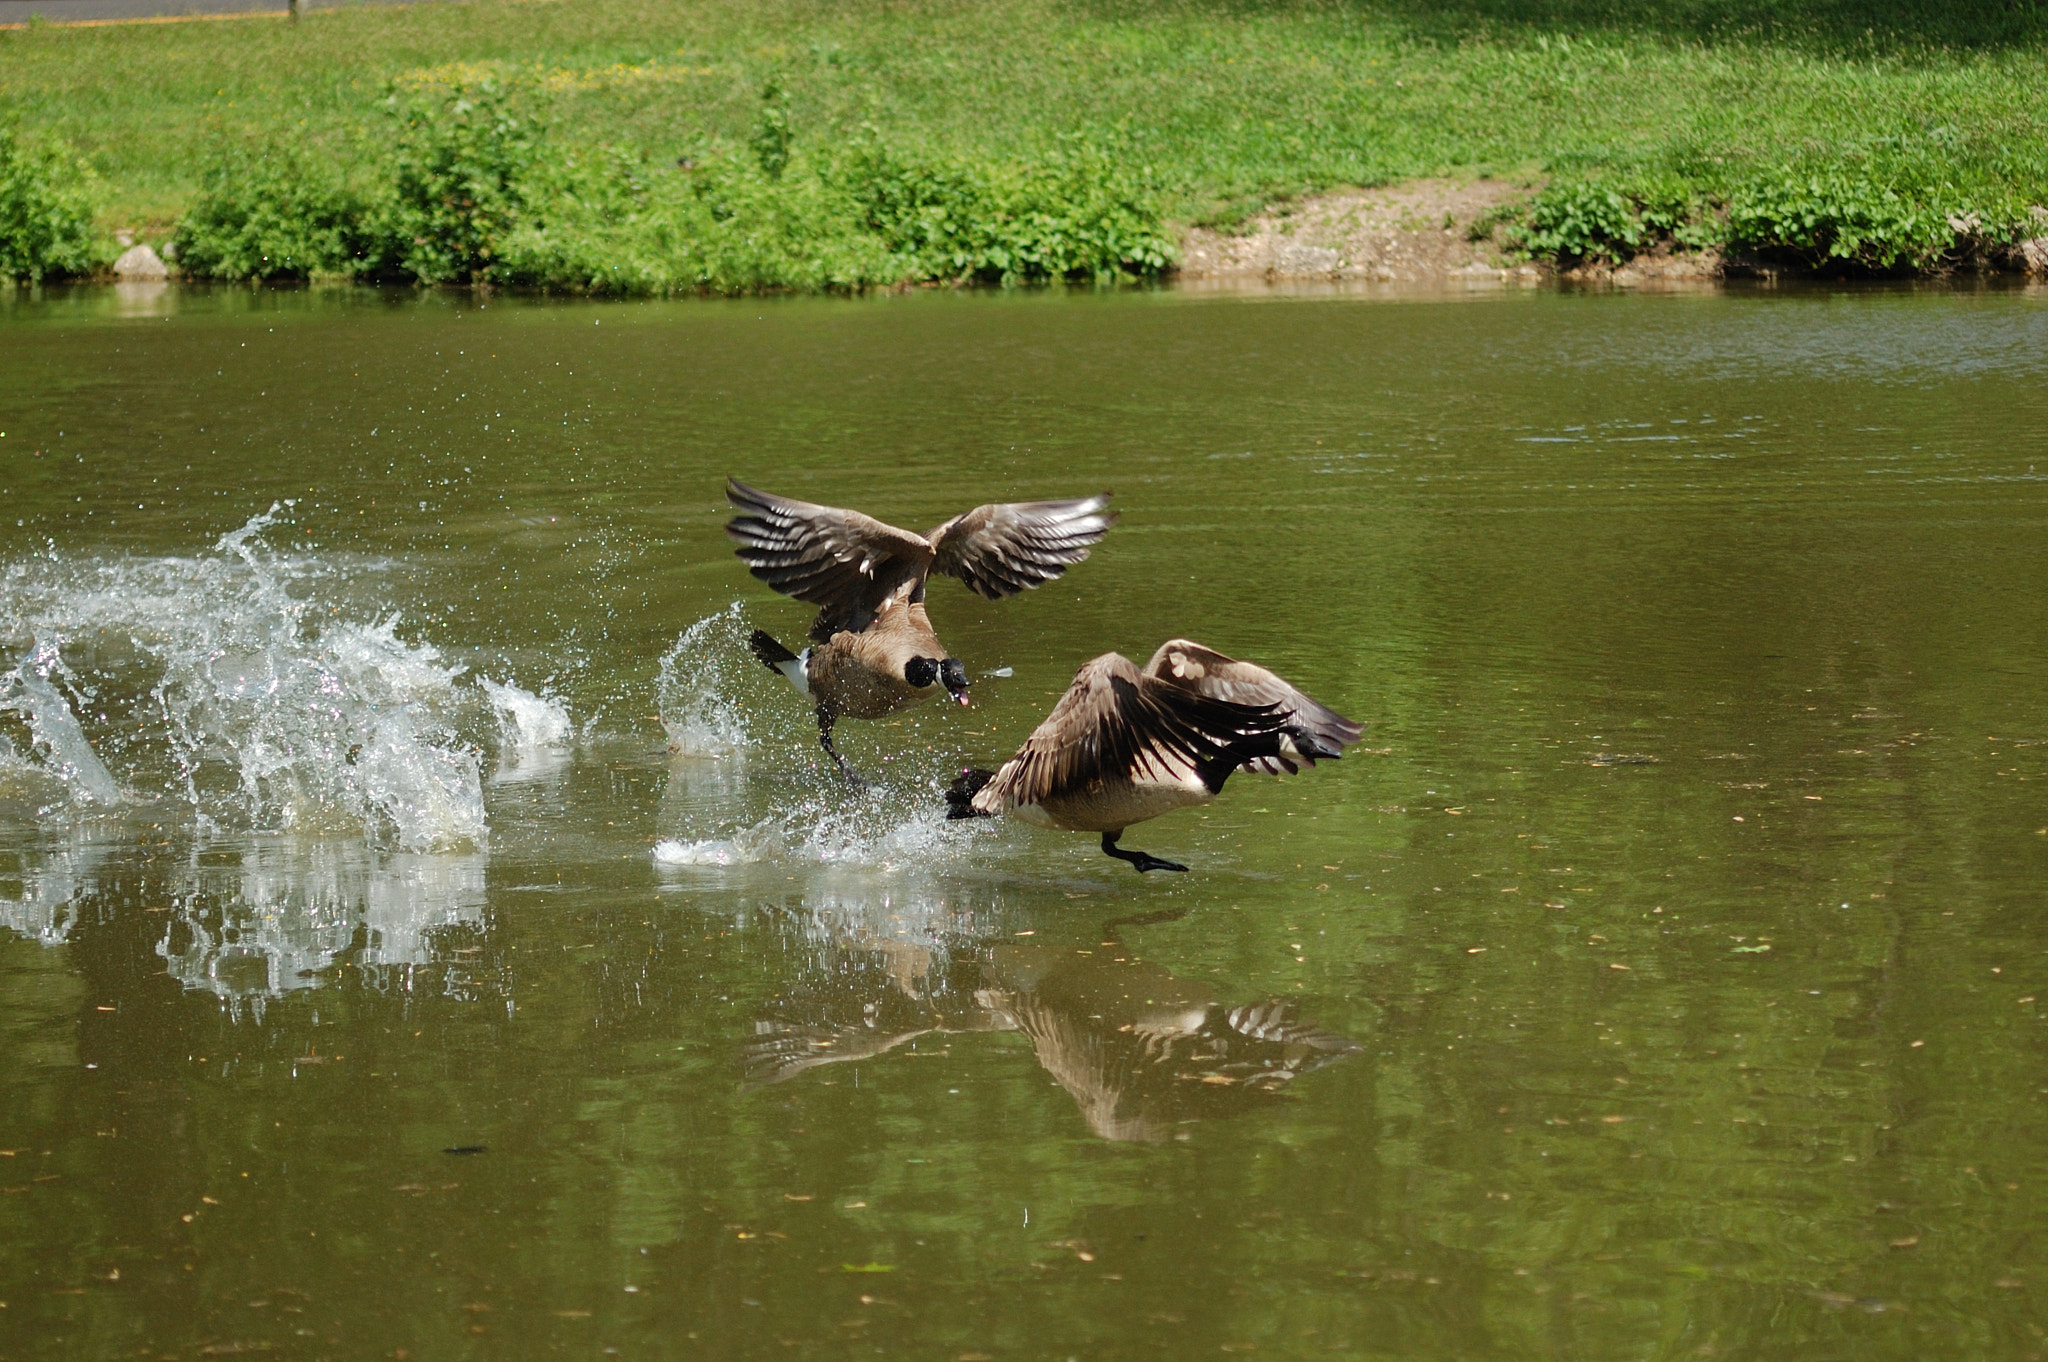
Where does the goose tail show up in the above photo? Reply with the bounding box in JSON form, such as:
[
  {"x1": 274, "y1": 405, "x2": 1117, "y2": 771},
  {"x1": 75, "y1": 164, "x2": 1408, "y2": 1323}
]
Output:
[
  {"x1": 946, "y1": 768, "x2": 998, "y2": 820},
  {"x1": 747, "y1": 629, "x2": 810, "y2": 695}
]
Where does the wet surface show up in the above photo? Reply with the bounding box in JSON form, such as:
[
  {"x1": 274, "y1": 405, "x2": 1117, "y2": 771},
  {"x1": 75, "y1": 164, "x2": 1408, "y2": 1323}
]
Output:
[{"x1": 3, "y1": 280, "x2": 2048, "y2": 1359}]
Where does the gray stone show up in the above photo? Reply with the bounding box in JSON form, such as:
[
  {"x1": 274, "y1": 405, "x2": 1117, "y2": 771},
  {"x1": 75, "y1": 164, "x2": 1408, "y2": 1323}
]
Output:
[
  {"x1": 1271, "y1": 243, "x2": 1343, "y2": 275},
  {"x1": 114, "y1": 244, "x2": 168, "y2": 280}
]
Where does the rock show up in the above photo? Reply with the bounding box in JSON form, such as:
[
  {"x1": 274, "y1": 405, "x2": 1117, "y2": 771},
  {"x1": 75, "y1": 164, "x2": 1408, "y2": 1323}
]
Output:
[
  {"x1": 114, "y1": 244, "x2": 168, "y2": 280},
  {"x1": 1270, "y1": 242, "x2": 1343, "y2": 275},
  {"x1": 2020, "y1": 238, "x2": 2048, "y2": 275}
]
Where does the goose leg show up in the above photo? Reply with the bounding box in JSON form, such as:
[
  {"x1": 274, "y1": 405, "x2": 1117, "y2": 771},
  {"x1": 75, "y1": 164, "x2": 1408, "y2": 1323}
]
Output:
[
  {"x1": 818, "y1": 710, "x2": 866, "y2": 788},
  {"x1": 1101, "y1": 830, "x2": 1187, "y2": 874}
]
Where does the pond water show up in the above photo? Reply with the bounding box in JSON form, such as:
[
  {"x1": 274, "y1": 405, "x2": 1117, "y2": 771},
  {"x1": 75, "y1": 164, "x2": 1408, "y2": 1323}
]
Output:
[{"x1": 2, "y1": 279, "x2": 2046, "y2": 1361}]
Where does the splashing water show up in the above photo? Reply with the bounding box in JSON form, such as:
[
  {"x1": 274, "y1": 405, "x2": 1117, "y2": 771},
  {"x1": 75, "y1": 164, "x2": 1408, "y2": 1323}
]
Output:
[
  {"x1": 651, "y1": 603, "x2": 1012, "y2": 874},
  {"x1": 0, "y1": 506, "x2": 565, "y2": 851},
  {"x1": 652, "y1": 752, "x2": 989, "y2": 873},
  {"x1": 0, "y1": 641, "x2": 124, "y2": 806},
  {"x1": 482, "y1": 678, "x2": 574, "y2": 757},
  {"x1": 655, "y1": 603, "x2": 772, "y2": 758}
]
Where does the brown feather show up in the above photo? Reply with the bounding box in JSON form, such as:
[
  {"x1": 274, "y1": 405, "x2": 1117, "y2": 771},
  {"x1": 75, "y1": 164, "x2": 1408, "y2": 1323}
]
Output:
[
  {"x1": 926, "y1": 494, "x2": 1117, "y2": 600},
  {"x1": 1142, "y1": 639, "x2": 1364, "y2": 774},
  {"x1": 725, "y1": 478, "x2": 935, "y2": 639},
  {"x1": 727, "y1": 479, "x2": 1116, "y2": 639},
  {"x1": 973, "y1": 653, "x2": 1286, "y2": 814}
]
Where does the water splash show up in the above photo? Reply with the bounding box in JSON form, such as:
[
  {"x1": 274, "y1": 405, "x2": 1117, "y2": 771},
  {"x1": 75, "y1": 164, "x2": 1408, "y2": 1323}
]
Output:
[
  {"x1": 655, "y1": 602, "x2": 807, "y2": 758},
  {"x1": 482, "y1": 678, "x2": 573, "y2": 756},
  {"x1": 652, "y1": 750, "x2": 985, "y2": 874},
  {"x1": 0, "y1": 506, "x2": 564, "y2": 850},
  {"x1": 653, "y1": 823, "x2": 781, "y2": 866},
  {"x1": 0, "y1": 641, "x2": 124, "y2": 806},
  {"x1": 650, "y1": 602, "x2": 999, "y2": 872}
]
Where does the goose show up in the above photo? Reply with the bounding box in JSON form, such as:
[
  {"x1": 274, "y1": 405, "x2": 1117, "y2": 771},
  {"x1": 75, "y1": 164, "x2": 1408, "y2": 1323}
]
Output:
[
  {"x1": 946, "y1": 639, "x2": 1363, "y2": 871},
  {"x1": 726, "y1": 478, "x2": 1115, "y2": 780}
]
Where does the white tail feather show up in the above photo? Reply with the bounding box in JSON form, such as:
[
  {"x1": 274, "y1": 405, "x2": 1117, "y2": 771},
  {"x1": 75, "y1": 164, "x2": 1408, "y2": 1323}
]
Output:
[{"x1": 776, "y1": 650, "x2": 811, "y2": 696}]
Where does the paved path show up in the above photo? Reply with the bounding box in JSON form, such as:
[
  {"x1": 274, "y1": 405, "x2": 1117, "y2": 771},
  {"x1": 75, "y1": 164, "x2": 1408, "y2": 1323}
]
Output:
[{"x1": 1, "y1": 0, "x2": 421, "y2": 25}]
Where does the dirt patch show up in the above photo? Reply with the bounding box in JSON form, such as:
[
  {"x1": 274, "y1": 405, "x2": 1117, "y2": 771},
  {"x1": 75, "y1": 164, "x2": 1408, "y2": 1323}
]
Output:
[
  {"x1": 1177, "y1": 179, "x2": 1540, "y2": 285},
  {"x1": 1561, "y1": 245, "x2": 1724, "y2": 286},
  {"x1": 1176, "y1": 179, "x2": 1729, "y2": 288}
]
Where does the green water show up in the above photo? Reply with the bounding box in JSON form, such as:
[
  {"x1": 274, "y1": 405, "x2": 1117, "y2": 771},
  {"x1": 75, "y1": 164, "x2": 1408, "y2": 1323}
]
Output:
[{"x1": 3, "y1": 281, "x2": 2047, "y2": 1361}]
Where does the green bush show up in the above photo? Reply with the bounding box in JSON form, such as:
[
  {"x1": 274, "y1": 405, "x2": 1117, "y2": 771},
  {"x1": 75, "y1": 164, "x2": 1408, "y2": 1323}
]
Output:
[
  {"x1": 1512, "y1": 181, "x2": 1642, "y2": 261},
  {"x1": 168, "y1": 80, "x2": 1172, "y2": 294},
  {"x1": 379, "y1": 80, "x2": 538, "y2": 284},
  {"x1": 1505, "y1": 176, "x2": 1720, "y2": 264},
  {"x1": 172, "y1": 141, "x2": 369, "y2": 281},
  {"x1": 844, "y1": 140, "x2": 1174, "y2": 283},
  {"x1": 1724, "y1": 172, "x2": 1967, "y2": 272},
  {"x1": 750, "y1": 77, "x2": 794, "y2": 183},
  {"x1": 0, "y1": 123, "x2": 107, "y2": 282},
  {"x1": 495, "y1": 146, "x2": 897, "y2": 293}
]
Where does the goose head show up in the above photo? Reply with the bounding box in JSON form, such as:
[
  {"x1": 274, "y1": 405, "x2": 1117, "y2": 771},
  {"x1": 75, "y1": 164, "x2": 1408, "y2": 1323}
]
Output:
[{"x1": 939, "y1": 658, "x2": 971, "y2": 706}]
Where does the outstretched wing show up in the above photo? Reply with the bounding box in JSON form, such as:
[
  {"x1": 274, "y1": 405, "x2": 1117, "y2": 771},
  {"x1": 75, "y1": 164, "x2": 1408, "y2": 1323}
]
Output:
[
  {"x1": 974, "y1": 653, "x2": 1283, "y2": 813},
  {"x1": 1143, "y1": 640, "x2": 1364, "y2": 775},
  {"x1": 741, "y1": 1023, "x2": 933, "y2": 1088},
  {"x1": 927, "y1": 493, "x2": 1116, "y2": 601},
  {"x1": 725, "y1": 479, "x2": 935, "y2": 637}
]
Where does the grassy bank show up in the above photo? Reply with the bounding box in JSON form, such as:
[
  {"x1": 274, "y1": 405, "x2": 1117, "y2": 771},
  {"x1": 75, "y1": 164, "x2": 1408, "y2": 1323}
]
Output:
[{"x1": 2, "y1": 0, "x2": 2046, "y2": 285}]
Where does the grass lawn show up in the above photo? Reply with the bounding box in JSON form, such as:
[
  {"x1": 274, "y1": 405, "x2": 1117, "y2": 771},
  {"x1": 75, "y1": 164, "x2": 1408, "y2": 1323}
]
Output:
[{"x1": 3, "y1": 0, "x2": 2045, "y2": 234}]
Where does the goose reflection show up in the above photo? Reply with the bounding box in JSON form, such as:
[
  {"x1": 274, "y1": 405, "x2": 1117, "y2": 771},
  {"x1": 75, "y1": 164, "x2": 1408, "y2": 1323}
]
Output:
[{"x1": 747, "y1": 911, "x2": 1361, "y2": 1143}]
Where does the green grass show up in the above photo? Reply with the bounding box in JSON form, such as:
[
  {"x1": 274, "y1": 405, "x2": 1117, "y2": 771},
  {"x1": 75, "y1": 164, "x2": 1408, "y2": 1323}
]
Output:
[{"x1": 1, "y1": 0, "x2": 2045, "y2": 277}]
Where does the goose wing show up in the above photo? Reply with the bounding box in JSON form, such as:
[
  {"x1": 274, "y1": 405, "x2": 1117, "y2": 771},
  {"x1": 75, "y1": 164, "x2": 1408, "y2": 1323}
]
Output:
[
  {"x1": 973, "y1": 653, "x2": 1283, "y2": 814},
  {"x1": 742, "y1": 1023, "x2": 935, "y2": 1087},
  {"x1": 926, "y1": 493, "x2": 1116, "y2": 600},
  {"x1": 725, "y1": 479, "x2": 936, "y2": 637},
  {"x1": 1143, "y1": 640, "x2": 1364, "y2": 775}
]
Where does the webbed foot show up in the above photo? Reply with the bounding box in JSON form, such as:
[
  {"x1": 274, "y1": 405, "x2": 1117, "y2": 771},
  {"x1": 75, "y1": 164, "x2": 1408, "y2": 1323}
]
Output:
[{"x1": 1101, "y1": 831, "x2": 1188, "y2": 874}]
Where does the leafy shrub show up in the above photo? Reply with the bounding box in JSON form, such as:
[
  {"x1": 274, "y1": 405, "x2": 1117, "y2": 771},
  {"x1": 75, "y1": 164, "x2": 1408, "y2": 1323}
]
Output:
[
  {"x1": 173, "y1": 141, "x2": 370, "y2": 280},
  {"x1": 1503, "y1": 175, "x2": 1721, "y2": 263},
  {"x1": 169, "y1": 83, "x2": 1171, "y2": 293},
  {"x1": 844, "y1": 140, "x2": 1174, "y2": 282},
  {"x1": 379, "y1": 80, "x2": 538, "y2": 283},
  {"x1": 1508, "y1": 181, "x2": 1645, "y2": 262},
  {"x1": 750, "y1": 77, "x2": 794, "y2": 182},
  {"x1": 497, "y1": 139, "x2": 1171, "y2": 294},
  {"x1": 0, "y1": 123, "x2": 107, "y2": 282},
  {"x1": 500, "y1": 147, "x2": 900, "y2": 293},
  {"x1": 1725, "y1": 173, "x2": 1965, "y2": 272}
]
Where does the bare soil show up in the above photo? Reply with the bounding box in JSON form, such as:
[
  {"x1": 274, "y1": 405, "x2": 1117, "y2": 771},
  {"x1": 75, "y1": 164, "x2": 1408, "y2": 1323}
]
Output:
[
  {"x1": 1176, "y1": 179, "x2": 1539, "y2": 286},
  {"x1": 1175, "y1": 179, "x2": 1722, "y2": 288}
]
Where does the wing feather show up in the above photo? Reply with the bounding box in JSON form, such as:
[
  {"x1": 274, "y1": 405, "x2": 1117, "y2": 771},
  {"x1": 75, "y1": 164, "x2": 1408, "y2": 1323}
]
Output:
[
  {"x1": 974, "y1": 653, "x2": 1284, "y2": 812},
  {"x1": 927, "y1": 493, "x2": 1116, "y2": 600},
  {"x1": 725, "y1": 478, "x2": 935, "y2": 637},
  {"x1": 1143, "y1": 640, "x2": 1364, "y2": 775}
]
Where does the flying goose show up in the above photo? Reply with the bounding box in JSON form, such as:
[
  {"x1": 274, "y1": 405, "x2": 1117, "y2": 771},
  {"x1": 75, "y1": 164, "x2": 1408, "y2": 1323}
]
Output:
[
  {"x1": 726, "y1": 478, "x2": 1116, "y2": 780},
  {"x1": 946, "y1": 639, "x2": 1363, "y2": 871}
]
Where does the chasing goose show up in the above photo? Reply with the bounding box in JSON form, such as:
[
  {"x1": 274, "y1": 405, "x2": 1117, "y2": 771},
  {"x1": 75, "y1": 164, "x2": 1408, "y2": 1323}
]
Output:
[
  {"x1": 946, "y1": 639, "x2": 1363, "y2": 871},
  {"x1": 725, "y1": 478, "x2": 1116, "y2": 780}
]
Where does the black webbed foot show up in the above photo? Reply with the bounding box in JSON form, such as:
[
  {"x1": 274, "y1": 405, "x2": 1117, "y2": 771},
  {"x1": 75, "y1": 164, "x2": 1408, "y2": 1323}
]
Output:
[{"x1": 1101, "y1": 831, "x2": 1188, "y2": 874}]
